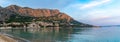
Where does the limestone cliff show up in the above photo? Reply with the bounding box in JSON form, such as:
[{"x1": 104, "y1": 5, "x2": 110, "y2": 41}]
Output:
[
  {"x1": 0, "y1": 5, "x2": 92, "y2": 27},
  {"x1": 6, "y1": 5, "x2": 72, "y2": 22}
]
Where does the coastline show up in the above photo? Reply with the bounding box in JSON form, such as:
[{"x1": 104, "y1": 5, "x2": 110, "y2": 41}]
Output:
[
  {"x1": 0, "y1": 34, "x2": 17, "y2": 42},
  {"x1": 0, "y1": 33, "x2": 29, "y2": 42}
]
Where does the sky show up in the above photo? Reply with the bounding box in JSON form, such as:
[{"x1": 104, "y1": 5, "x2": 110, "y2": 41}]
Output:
[{"x1": 0, "y1": 0, "x2": 120, "y2": 26}]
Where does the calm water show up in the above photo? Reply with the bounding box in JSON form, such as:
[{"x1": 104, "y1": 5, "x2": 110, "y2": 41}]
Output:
[{"x1": 0, "y1": 27, "x2": 120, "y2": 42}]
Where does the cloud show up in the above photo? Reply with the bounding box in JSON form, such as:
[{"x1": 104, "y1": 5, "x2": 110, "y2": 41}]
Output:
[
  {"x1": 82, "y1": 8, "x2": 120, "y2": 26},
  {"x1": 80, "y1": 0, "x2": 111, "y2": 9},
  {"x1": 63, "y1": 0, "x2": 112, "y2": 11},
  {"x1": 87, "y1": 8, "x2": 120, "y2": 20},
  {"x1": 62, "y1": 0, "x2": 120, "y2": 26}
]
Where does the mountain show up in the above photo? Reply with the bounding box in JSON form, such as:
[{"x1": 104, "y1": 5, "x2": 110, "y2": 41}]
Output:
[{"x1": 0, "y1": 5, "x2": 92, "y2": 27}]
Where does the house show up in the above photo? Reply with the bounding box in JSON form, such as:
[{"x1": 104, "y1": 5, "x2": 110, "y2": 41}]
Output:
[{"x1": 27, "y1": 22, "x2": 40, "y2": 28}]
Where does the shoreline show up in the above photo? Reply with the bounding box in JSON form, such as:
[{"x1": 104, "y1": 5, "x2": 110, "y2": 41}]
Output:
[
  {"x1": 0, "y1": 33, "x2": 30, "y2": 42},
  {"x1": 0, "y1": 34, "x2": 17, "y2": 42}
]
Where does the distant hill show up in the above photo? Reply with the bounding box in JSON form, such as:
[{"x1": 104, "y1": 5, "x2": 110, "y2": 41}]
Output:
[{"x1": 0, "y1": 5, "x2": 93, "y2": 27}]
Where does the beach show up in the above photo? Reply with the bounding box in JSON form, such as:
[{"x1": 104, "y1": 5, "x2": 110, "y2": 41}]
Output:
[{"x1": 0, "y1": 34, "x2": 17, "y2": 42}]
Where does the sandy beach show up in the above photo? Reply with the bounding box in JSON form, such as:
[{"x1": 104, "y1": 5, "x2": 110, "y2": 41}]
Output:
[{"x1": 0, "y1": 34, "x2": 17, "y2": 42}]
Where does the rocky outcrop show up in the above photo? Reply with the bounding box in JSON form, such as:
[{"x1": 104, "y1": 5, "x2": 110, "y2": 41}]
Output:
[
  {"x1": 0, "y1": 8, "x2": 15, "y2": 21},
  {"x1": 6, "y1": 5, "x2": 60, "y2": 17},
  {"x1": 5, "y1": 5, "x2": 73, "y2": 22}
]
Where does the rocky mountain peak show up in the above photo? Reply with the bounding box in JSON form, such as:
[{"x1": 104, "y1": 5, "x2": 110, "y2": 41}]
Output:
[
  {"x1": 0, "y1": 5, "x2": 73, "y2": 22},
  {"x1": 6, "y1": 5, "x2": 64, "y2": 17},
  {"x1": 6, "y1": 5, "x2": 21, "y2": 8}
]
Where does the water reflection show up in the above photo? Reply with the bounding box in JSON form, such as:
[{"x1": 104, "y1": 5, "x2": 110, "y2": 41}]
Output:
[
  {"x1": 0, "y1": 27, "x2": 90, "y2": 42},
  {"x1": 1, "y1": 27, "x2": 120, "y2": 42}
]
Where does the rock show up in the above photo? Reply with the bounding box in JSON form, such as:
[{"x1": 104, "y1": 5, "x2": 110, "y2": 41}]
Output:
[{"x1": 5, "y1": 5, "x2": 73, "y2": 22}]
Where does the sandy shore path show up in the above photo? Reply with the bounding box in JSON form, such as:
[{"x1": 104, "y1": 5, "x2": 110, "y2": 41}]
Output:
[
  {"x1": 0, "y1": 37, "x2": 6, "y2": 42},
  {"x1": 0, "y1": 34, "x2": 17, "y2": 42},
  {"x1": 0, "y1": 33, "x2": 30, "y2": 42}
]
